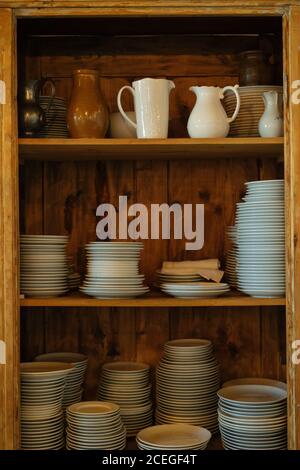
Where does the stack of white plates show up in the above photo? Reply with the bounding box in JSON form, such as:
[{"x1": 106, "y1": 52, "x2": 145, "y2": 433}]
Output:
[
  {"x1": 67, "y1": 258, "x2": 81, "y2": 290},
  {"x1": 222, "y1": 377, "x2": 287, "y2": 390},
  {"x1": 218, "y1": 383, "x2": 287, "y2": 450},
  {"x1": 34, "y1": 352, "x2": 88, "y2": 410},
  {"x1": 21, "y1": 412, "x2": 65, "y2": 450},
  {"x1": 223, "y1": 86, "x2": 283, "y2": 136},
  {"x1": 235, "y1": 180, "x2": 285, "y2": 298},
  {"x1": 225, "y1": 226, "x2": 237, "y2": 287},
  {"x1": 161, "y1": 282, "x2": 230, "y2": 298},
  {"x1": 37, "y1": 96, "x2": 68, "y2": 138},
  {"x1": 156, "y1": 339, "x2": 220, "y2": 434},
  {"x1": 156, "y1": 270, "x2": 203, "y2": 286},
  {"x1": 80, "y1": 242, "x2": 149, "y2": 299},
  {"x1": 66, "y1": 401, "x2": 126, "y2": 450},
  {"x1": 21, "y1": 362, "x2": 73, "y2": 449},
  {"x1": 20, "y1": 235, "x2": 69, "y2": 298},
  {"x1": 97, "y1": 362, "x2": 153, "y2": 436},
  {"x1": 226, "y1": 225, "x2": 237, "y2": 244},
  {"x1": 225, "y1": 249, "x2": 237, "y2": 287},
  {"x1": 136, "y1": 424, "x2": 211, "y2": 450},
  {"x1": 68, "y1": 273, "x2": 81, "y2": 290}
]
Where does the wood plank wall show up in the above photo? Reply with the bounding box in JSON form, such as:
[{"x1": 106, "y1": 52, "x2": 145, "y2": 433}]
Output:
[{"x1": 20, "y1": 32, "x2": 285, "y2": 398}]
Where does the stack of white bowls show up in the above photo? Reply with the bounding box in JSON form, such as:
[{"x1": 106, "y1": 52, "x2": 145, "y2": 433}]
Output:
[
  {"x1": 66, "y1": 401, "x2": 126, "y2": 450},
  {"x1": 21, "y1": 362, "x2": 73, "y2": 449},
  {"x1": 20, "y1": 235, "x2": 69, "y2": 298},
  {"x1": 156, "y1": 339, "x2": 220, "y2": 434},
  {"x1": 80, "y1": 242, "x2": 149, "y2": 299},
  {"x1": 97, "y1": 362, "x2": 153, "y2": 436},
  {"x1": 136, "y1": 424, "x2": 211, "y2": 450},
  {"x1": 34, "y1": 352, "x2": 88, "y2": 410},
  {"x1": 235, "y1": 179, "x2": 285, "y2": 298},
  {"x1": 218, "y1": 382, "x2": 287, "y2": 450}
]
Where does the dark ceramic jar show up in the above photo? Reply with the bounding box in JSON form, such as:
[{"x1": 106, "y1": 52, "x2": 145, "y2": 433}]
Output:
[{"x1": 239, "y1": 50, "x2": 274, "y2": 86}]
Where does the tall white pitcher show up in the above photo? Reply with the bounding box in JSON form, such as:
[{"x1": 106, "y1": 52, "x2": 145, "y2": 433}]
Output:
[{"x1": 117, "y1": 78, "x2": 175, "y2": 138}]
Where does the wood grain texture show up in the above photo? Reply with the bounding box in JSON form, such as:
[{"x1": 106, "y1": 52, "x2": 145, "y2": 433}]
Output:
[
  {"x1": 20, "y1": 162, "x2": 45, "y2": 363},
  {"x1": 20, "y1": 293, "x2": 286, "y2": 308},
  {"x1": 1, "y1": 0, "x2": 294, "y2": 8},
  {"x1": 19, "y1": 138, "x2": 284, "y2": 161},
  {"x1": 284, "y1": 5, "x2": 300, "y2": 450},
  {"x1": 135, "y1": 160, "x2": 169, "y2": 366},
  {"x1": 0, "y1": 0, "x2": 293, "y2": 8},
  {"x1": 258, "y1": 156, "x2": 286, "y2": 383},
  {"x1": 15, "y1": 9, "x2": 291, "y2": 451},
  {"x1": 37, "y1": 35, "x2": 255, "y2": 78},
  {"x1": 0, "y1": 8, "x2": 19, "y2": 450},
  {"x1": 12, "y1": 3, "x2": 288, "y2": 18}
]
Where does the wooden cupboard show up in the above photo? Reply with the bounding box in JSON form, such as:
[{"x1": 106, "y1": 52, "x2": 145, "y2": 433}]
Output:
[{"x1": 0, "y1": 0, "x2": 300, "y2": 450}]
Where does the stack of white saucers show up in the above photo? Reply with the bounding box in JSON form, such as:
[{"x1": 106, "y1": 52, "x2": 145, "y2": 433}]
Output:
[
  {"x1": 161, "y1": 282, "x2": 230, "y2": 298},
  {"x1": 235, "y1": 179, "x2": 285, "y2": 298},
  {"x1": 37, "y1": 96, "x2": 68, "y2": 138},
  {"x1": 218, "y1": 383, "x2": 287, "y2": 450},
  {"x1": 225, "y1": 226, "x2": 237, "y2": 287},
  {"x1": 156, "y1": 339, "x2": 220, "y2": 434},
  {"x1": 136, "y1": 424, "x2": 211, "y2": 450},
  {"x1": 66, "y1": 401, "x2": 126, "y2": 450},
  {"x1": 68, "y1": 273, "x2": 81, "y2": 290},
  {"x1": 34, "y1": 352, "x2": 88, "y2": 410},
  {"x1": 20, "y1": 235, "x2": 69, "y2": 298},
  {"x1": 67, "y1": 257, "x2": 81, "y2": 290},
  {"x1": 156, "y1": 270, "x2": 203, "y2": 286},
  {"x1": 80, "y1": 242, "x2": 149, "y2": 299},
  {"x1": 223, "y1": 86, "x2": 283, "y2": 136},
  {"x1": 21, "y1": 362, "x2": 73, "y2": 449},
  {"x1": 97, "y1": 362, "x2": 153, "y2": 437}
]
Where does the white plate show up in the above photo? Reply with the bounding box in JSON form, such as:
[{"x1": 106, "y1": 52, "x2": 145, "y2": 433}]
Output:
[
  {"x1": 137, "y1": 424, "x2": 211, "y2": 448},
  {"x1": 218, "y1": 385, "x2": 287, "y2": 405},
  {"x1": 222, "y1": 378, "x2": 287, "y2": 390}
]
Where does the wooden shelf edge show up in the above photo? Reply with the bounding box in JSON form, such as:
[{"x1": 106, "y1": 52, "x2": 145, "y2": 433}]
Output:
[
  {"x1": 20, "y1": 292, "x2": 286, "y2": 308},
  {"x1": 19, "y1": 137, "x2": 284, "y2": 161}
]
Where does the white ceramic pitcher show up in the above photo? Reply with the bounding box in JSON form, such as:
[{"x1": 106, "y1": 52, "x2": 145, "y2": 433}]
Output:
[
  {"x1": 258, "y1": 91, "x2": 283, "y2": 137},
  {"x1": 187, "y1": 85, "x2": 240, "y2": 138},
  {"x1": 117, "y1": 78, "x2": 175, "y2": 138}
]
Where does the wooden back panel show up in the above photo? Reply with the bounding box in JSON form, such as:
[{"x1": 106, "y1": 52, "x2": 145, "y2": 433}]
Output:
[{"x1": 20, "y1": 30, "x2": 285, "y2": 398}]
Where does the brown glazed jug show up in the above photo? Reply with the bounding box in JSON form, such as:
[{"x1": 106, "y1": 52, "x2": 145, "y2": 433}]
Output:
[
  {"x1": 239, "y1": 50, "x2": 274, "y2": 86},
  {"x1": 67, "y1": 69, "x2": 109, "y2": 138}
]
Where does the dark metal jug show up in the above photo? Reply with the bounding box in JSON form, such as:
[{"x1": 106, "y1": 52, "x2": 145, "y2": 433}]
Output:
[{"x1": 19, "y1": 78, "x2": 55, "y2": 136}]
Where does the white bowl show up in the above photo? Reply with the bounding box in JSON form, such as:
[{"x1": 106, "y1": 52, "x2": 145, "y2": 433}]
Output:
[{"x1": 109, "y1": 112, "x2": 137, "y2": 138}]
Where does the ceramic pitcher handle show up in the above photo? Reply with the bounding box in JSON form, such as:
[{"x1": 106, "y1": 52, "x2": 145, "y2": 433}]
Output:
[
  {"x1": 117, "y1": 86, "x2": 137, "y2": 129},
  {"x1": 222, "y1": 85, "x2": 240, "y2": 123}
]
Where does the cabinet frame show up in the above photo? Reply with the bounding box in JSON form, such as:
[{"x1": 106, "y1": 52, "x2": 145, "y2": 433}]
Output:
[{"x1": 0, "y1": 0, "x2": 299, "y2": 450}]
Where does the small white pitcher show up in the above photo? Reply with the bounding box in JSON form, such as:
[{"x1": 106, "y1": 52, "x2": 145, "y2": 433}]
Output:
[
  {"x1": 187, "y1": 85, "x2": 240, "y2": 138},
  {"x1": 259, "y1": 91, "x2": 283, "y2": 137},
  {"x1": 117, "y1": 78, "x2": 175, "y2": 139}
]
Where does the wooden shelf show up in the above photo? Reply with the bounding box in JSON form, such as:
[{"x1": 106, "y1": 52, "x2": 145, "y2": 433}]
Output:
[
  {"x1": 20, "y1": 291, "x2": 286, "y2": 308},
  {"x1": 18, "y1": 137, "x2": 284, "y2": 161}
]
